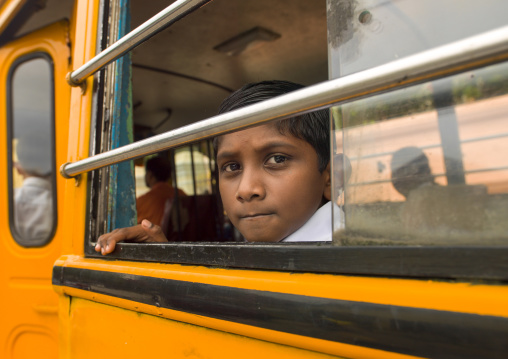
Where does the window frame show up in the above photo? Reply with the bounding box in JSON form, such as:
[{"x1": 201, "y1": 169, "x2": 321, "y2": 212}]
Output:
[
  {"x1": 83, "y1": 0, "x2": 508, "y2": 282},
  {"x1": 84, "y1": 241, "x2": 508, "y2": 281},
  {"x1": 7, "y1": 51, "x2": 58, "y2": 247},
  {"x1": 84, "y1": 76, "x2": 508, "y2": 281}
]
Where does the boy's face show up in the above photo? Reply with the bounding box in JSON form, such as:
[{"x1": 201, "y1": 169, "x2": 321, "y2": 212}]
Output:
[{"x1": 217, "y1": 124, "x2": 331, "y2": 242}]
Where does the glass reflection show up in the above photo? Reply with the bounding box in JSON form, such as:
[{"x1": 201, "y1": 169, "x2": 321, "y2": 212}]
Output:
[
  {"x1": 328, "y1": 0, "x2": 508, "y2": 77},
  {"x1": 10, "y1": 57, "x2": 55, "y2": 244},
  {"x1": 332, "y1": 61, "x2": 508, "y2": 245}
]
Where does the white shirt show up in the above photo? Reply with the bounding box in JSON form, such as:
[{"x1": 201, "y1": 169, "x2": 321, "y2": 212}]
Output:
[
  {"x1": 282, "y1": 201, "x2": 344, "y2": 243},
  {"x1": 14, "y1": 177, "x2": 53, "y2": 241}
]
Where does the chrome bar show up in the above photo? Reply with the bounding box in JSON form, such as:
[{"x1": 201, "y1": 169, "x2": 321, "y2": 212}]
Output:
[
  {"x1": 67, "y1": 0, "x2": 212, "y2": 85},
  {"x1": 0, "y1": 0, "x2": 26, "y2": 36},
  {"x1": 61, "y1": 25, "x2": 508, "y2": 178}
]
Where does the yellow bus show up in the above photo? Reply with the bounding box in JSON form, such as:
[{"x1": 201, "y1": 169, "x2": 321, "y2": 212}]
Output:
[{"x1": 1, "y1": 0, "x2": 508, "y2": 358}]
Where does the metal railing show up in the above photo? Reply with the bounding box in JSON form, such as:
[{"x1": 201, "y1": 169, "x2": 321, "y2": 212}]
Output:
[
  {"x1": 0, "y1": 0, "x2": 26, "y2": 36},
  {"x1": 60, "y1": 25, "x2": 508, "y2": 178},
  {"x1": 67, "y1": 0, "x2": 213, "y2": 86}
]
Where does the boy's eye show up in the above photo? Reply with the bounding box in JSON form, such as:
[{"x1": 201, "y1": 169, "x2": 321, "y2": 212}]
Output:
[
  {"x1": 222, "y1": 163, "x2": 241, "y2": 172},
  {"x1": 266, "y1": 155, "x2": 288, "y2": 165}
]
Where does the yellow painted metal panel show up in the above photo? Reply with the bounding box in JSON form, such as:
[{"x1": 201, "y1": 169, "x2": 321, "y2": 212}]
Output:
[
  {"x1": 56, "y1": 253, "x2": 508, "y2": 357},
  {"x1": 60, "y1": 0, "x2": 100, "y2": 258},
  {"x1": 58, "y1": 286, "x2": 422, "y2": 359},
  {"x1": 56, "y1": 255, "x2": 508, "y2": 318},
  {"x1": 0, "y1": 20, "x2": 72, "y2": 359},
  {"x1": 63, "y1": 297, "x2": 419, "y2": 359},
  {"x1": 49, "y1": 1, "x2": 508, "y2": 358}
]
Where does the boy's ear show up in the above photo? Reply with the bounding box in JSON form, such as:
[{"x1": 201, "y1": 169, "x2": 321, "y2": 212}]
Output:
[{"x1": 323, "y1": 162, "x2": 332, "y2": 201}]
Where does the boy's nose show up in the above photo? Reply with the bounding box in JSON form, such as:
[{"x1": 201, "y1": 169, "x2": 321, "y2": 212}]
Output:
[{"x1": 236, "y1": 170, "x2": 266, "y2": 202}]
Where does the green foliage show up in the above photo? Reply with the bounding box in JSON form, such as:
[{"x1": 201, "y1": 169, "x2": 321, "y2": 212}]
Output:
[{"x1": 335, "y1": 62, "x2": 508, "y2": 129}]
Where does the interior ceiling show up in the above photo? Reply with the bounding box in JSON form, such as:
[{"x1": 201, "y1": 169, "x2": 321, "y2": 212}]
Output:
[
  {"x1": 14, "y1": 0, "x2": 73, "y2": 37},
  {"x1": 11, "y1": 0, "x2": 328, "y2": 137},
  {"x1": 130, "y1": 0, "x2": 328, "y2": 134}
]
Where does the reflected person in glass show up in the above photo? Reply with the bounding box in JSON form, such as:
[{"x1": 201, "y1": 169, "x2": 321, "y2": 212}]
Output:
[{"x1": 390, "y1": 146, "x2": 435, "y2": 198}]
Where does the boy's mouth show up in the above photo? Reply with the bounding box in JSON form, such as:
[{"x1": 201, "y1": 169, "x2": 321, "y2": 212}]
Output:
[{"x1": 240, "y1": 213, "x2": 274, "y2": 219}]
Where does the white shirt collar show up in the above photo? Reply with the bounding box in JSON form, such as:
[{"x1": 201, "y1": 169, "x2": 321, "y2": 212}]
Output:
[{"x1": 282, "y1": 201, "x2": 344, "y2": 243}]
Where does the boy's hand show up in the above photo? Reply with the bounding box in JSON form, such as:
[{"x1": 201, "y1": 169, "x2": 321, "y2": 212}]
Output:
[{"x1": 95, "y1": 219, "x2": 168, "y2": 255}]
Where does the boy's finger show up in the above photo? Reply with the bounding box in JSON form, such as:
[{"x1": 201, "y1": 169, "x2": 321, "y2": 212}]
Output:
[
  {"x1": 95, "y1": 234, "x2": 109, "y2": 252},
  {"x1": 141, "y1": 219, "x2": 168, "y2": 243},
  {"x1": 95, "y1": 222, "x2": 168, "y2": 255},
  {"x1": 141, "y1": 219, "x2": 154, "y2": 229},
  {"x1": 104, "y1": 237, "x2": 117, "y2": 254},
  {"x1": 95, "y1": 230, "x2": 127, "y2": 255}
]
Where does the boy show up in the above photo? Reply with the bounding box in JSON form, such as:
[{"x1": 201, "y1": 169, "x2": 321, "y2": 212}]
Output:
[{"x1": 96, "y1": 80, "x2": 342, "y2": 254}]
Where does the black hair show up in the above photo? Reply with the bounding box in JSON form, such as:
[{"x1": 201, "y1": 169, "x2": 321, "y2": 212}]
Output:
[
  {"x1": 214, "y1": 80, "x2": 330, "y2": 172},
  {"x1": 145, "y1": 156, "x2": 172, "y2": 182}
]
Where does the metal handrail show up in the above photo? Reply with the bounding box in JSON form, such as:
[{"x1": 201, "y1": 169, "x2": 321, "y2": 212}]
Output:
[
  {"x1": 67, "y1": 0, "x2": 213, "y2": 86},
  {"x1": 60, "y1": 25, "x2": 508, "y2": 178},
  {"x1": 0, "y1": 0, "x2": 26, "y2": 36}
]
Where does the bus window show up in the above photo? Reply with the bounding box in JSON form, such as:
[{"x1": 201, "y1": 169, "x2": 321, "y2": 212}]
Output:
[
  {"x1": 132, "y1": 142, "x2": 227, "y2": 243},
  {"x1": 329, "y1": 0, "x2": 508, "y2": 244},
  {"x1": 87, "y1": 0, "x2": 328, "y2": 246},
  {"x1": 8, "y1": 55, "x2": 56, "y2": 247},
  {"x1": 66, "y1": 0, "x2": 508, "y2": 280},
  {"x1": 332, "y1": 61, "x2": 508, "y2": 245},
  {"x1": 174, "y1": 143, "x2": 214, "y2": 196},
  {"x1": 327, "y1": 0, "x2": 508, "y2": 78}
]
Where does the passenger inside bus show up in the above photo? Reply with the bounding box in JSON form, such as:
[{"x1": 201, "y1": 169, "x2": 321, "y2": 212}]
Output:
[
  {"x1": 13, "y1": 136, "x2": 53, "y2": 241},
  {"x1": 136, "y1": 155, "x2": 186, "y2": 226},
  {"x1": 96, "y1": 80, "x2": 344, "y2": 254}
]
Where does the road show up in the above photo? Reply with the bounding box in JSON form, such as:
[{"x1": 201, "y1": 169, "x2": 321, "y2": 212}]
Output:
[{"x1": 335, "y1": 94, "x2": 508, "y2": 203}]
